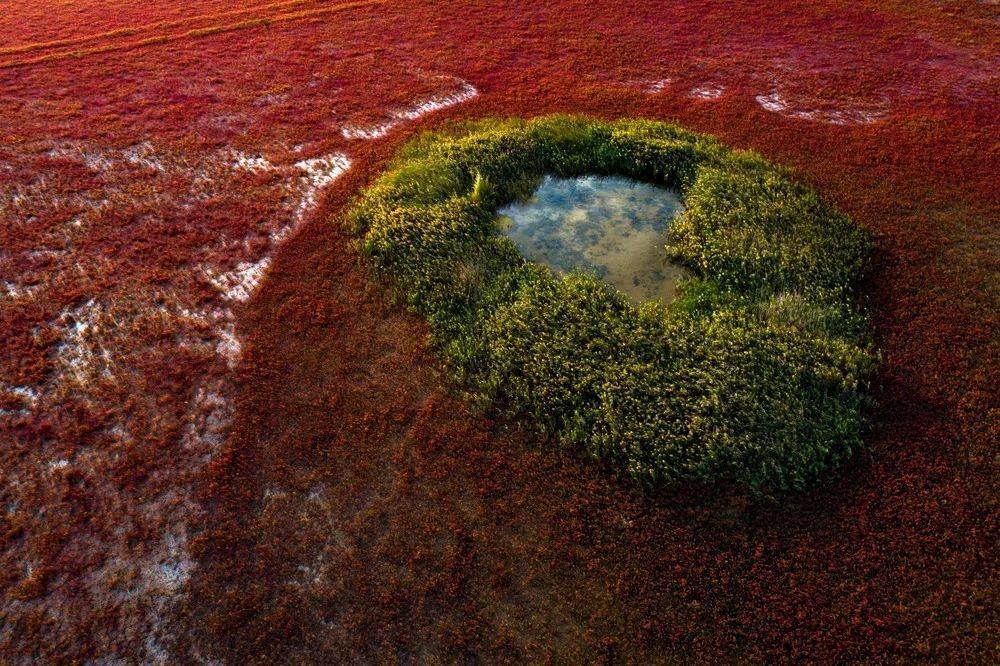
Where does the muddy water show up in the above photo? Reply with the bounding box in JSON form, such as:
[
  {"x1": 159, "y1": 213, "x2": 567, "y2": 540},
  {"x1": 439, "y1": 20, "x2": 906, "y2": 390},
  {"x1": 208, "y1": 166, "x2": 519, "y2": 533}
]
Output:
[{"x1": 497, "y1": 174, "x2": 689, "y2": 304}]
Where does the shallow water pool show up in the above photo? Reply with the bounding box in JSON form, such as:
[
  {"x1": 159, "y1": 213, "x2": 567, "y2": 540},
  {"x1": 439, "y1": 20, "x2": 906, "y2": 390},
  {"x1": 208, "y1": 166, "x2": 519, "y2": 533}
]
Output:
[{"x1": 497, "y1": 174, "x2": 689, "y2": 304}]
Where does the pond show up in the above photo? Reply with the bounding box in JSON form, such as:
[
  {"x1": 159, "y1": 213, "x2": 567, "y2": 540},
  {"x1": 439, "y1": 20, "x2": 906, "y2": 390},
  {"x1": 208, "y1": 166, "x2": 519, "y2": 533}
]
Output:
[{"x1": 496, "y1": 174, "x2": 690, "y2": 304}]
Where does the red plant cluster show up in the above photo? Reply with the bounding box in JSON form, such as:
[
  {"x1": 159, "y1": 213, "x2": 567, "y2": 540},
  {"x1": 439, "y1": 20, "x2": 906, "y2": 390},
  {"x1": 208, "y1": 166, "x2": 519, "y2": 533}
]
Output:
[{"x1": 1, "y1": 0, "x2": 997, "y2": 661}]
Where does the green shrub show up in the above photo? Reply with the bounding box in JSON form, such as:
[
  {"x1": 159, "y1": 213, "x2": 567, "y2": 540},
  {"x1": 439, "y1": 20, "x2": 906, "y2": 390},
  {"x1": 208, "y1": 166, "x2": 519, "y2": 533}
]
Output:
[{"x1": 347, "y1": 115, "x2": 876, "y2": 494}]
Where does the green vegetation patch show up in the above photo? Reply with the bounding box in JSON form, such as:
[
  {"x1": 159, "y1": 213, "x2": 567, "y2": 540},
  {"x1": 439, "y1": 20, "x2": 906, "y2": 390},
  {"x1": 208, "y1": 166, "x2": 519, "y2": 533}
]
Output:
[{"x1": 348, "y1": 116, "x2": 876, "y2": 493}]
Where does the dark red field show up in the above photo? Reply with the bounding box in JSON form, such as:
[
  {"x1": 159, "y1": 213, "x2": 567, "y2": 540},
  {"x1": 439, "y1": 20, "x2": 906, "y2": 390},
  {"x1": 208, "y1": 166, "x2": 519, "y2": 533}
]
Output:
[{"x1": 1, "y1": 0, "x2": 997, "y2": 661}]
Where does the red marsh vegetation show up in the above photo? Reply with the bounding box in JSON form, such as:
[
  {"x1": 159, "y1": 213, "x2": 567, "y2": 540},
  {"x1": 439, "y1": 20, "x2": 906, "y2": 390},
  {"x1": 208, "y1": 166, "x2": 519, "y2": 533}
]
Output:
[{"x1": 0, "y1": 0, "x2": 997, "y2": 661}]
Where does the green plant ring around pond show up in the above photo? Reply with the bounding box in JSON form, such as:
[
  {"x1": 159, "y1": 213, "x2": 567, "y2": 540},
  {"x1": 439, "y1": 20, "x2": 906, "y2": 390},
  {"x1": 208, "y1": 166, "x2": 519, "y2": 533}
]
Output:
[{"x1": 348, "y1": 115, "x2": 877, "y2": 494}]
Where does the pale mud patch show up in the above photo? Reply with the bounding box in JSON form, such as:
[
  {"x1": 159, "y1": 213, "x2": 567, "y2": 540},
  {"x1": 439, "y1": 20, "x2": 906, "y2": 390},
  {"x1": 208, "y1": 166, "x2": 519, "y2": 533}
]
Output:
[
  {"x1": 229, "y1": 149, "x2": 351, "y2": 231},
  {"x1": 613, "y1": 77, "x2": 671, "y2": 94},
  {"x1": 341, "y1": 77, "x2": 479, "y2": 140},
  {"x1": 689, "y1": 84, "x2": 725, "y2": 100},
  {"x1": 2, "y1": 279, "x2": 41, "y2": 301},
  {"x1": 749, "y1": 53, "x2": 897, "y2": 125},
  {"x1": 52, "y1": 298, "x2": 114, "y2": 386},
  {"x1": 255, "y1": 481, "x2": 354, "y2": 593},
  {"x1": 287, "y1": 484, "x2": 352, "y2": 590},
  {"x1": 204, "y1": 257, "x2": 274, "y2": 303},
  {"x1": 181, "y1": 379, "x2": 232, "y2": 458},
  {"x1": 46, "y1": 289, "x2": 218, "y2": 395},
  {"x1": 641, "y1": 78, "x2": 671, "y2": 94},
  {"x1": 755, "y1": 90, "x2": 888, "y2": 125},
  {"x1": 290, "y1": 153, "x2": 353, "y2": 228},
  {"x1": 71, "y1": 501, "x2": 201, "y2": 663},
  {"x1": 0, "y1": 385, "x2": 38, "y2": 417}
]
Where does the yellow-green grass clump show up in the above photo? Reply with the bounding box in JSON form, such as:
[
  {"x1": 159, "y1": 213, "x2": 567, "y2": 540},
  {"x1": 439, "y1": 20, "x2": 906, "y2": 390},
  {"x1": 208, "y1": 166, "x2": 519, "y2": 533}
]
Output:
[{"x1": 348, "y1": 115, "x2": 876, "y2": 494}]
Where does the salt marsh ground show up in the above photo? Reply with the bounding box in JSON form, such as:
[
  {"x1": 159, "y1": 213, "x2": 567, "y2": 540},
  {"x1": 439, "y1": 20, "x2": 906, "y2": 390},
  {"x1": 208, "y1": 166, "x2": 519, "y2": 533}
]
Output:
[{"x1": 0, "y1": 0, "x2": 997, "y2": 661}]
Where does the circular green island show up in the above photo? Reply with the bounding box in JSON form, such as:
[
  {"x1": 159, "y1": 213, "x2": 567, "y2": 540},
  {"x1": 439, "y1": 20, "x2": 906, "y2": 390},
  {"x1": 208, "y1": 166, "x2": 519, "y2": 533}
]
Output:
[{"x1": 348, "y1": 115, "x2": 876, "y2": 494}]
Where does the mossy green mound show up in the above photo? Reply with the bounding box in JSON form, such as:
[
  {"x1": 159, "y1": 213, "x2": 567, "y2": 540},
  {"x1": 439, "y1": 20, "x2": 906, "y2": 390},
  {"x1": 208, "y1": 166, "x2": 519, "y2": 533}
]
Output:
[{"x1": 348, "y1": 115, "x2": 876, "y2": 493}]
